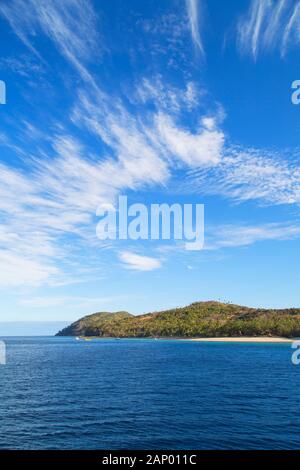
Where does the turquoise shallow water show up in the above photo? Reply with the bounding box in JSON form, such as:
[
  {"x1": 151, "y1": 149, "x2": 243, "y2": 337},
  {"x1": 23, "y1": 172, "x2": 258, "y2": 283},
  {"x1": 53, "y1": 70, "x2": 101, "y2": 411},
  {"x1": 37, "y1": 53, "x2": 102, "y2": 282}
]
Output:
[{"x1": 0, "y1": 337, "x2": 299, "y2": 449}]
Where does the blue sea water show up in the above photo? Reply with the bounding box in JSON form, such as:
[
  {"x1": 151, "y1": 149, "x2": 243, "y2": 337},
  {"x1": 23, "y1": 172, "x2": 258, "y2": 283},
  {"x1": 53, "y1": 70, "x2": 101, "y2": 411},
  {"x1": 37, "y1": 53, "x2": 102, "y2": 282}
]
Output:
[{"x1": 0, "y1": 337, "x2": 299, "y2": 450}]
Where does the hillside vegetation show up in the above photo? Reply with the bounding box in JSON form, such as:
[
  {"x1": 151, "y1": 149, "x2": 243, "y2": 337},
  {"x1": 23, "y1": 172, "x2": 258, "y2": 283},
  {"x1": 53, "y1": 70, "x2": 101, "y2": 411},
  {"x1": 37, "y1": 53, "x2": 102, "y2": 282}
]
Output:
[{"x1": 56, "y1": 301, "x2": 300, "y2": 338}]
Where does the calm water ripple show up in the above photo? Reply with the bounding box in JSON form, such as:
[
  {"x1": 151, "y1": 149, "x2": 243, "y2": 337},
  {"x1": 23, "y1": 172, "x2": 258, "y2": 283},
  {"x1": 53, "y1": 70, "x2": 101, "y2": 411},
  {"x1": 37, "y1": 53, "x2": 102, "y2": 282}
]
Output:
[{"x1": 0, "y1": 337, "x2": 299, "y2": 449}]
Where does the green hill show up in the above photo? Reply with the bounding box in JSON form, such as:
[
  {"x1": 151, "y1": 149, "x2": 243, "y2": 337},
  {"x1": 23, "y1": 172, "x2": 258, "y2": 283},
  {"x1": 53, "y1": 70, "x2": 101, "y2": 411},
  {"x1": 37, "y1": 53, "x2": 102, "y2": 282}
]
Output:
[{"x1": 56, "y1": 301, "x2": 300, "y2": 338}]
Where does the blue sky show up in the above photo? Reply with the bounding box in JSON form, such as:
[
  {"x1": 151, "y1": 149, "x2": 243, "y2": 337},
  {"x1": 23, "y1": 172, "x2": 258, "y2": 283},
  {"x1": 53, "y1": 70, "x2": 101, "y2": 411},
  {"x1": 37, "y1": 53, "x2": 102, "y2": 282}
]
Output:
[{"x1": 0, "y1": 0, "x2": 300, "y2": 322}]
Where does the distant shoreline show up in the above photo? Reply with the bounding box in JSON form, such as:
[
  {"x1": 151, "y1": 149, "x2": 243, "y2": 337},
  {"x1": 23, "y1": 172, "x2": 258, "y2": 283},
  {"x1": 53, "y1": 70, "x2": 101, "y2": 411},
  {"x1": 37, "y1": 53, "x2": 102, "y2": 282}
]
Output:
[
  {"x1": 76, "y1": 336, "x2": 296, "y2": 343},
  {"x1": 186, "y1": 337, "x2": 295, "y2": 343}
]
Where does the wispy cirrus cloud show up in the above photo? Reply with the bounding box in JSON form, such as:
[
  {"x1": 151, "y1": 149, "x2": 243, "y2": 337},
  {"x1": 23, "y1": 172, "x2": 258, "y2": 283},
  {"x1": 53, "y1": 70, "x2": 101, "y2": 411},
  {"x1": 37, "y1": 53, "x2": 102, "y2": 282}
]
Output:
[
  {"x1": 206, "y1": 222, "x2": 300, "y2": 251},
  {"x1": 185, "y1": 0, "x2": 204, "y2": 55},
  {"x1": 185, "y1": 146, "x2": 300, "y2": 206},
  {"x1": 0, "y1": 0, "x2": 100, "y2": 82},
  {"x1": 72, "y1": 83, "x2": 224, "y2": 173},
  {"x1": 1, "y1": 52, "x2": 298, "y2": 289},
  {"x1": 0, "y1": 78, "x2": 224, "y2": 288},
  {"x1": 237, "y1": 0, "x2": 300, "y2": 59},
  {"x1": 138, "y1": 9, "x2": 192, "y2": 69},
  {"x1": 0, "y1": 251, "x2": 60, "y2": 288},
  {"x1": 156, "y1": 220, "x2": 300, "y2": 254},
  {"x1": 119, "y1": 251, "x2": 162, "y2": 271},
  {"x1": 2, "y1": 0, "x2": 300, "y2": 298},
  {"x1": 135, "y1": 77, "x2": 200, "y2": 113}
]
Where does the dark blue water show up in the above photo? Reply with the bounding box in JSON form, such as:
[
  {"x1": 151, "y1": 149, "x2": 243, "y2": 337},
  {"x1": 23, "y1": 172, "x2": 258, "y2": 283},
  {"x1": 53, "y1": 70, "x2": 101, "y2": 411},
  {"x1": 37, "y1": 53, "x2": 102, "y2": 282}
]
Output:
[{"x1": 0, "y1": 337, "x2": 299, "y2": 449}]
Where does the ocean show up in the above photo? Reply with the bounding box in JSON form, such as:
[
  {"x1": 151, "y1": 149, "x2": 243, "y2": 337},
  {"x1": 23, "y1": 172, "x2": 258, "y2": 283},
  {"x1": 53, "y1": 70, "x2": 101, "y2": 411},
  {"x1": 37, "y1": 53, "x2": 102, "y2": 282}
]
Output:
[{"x1": 0, "y1": 337, "x2": 299, "y2": 450}]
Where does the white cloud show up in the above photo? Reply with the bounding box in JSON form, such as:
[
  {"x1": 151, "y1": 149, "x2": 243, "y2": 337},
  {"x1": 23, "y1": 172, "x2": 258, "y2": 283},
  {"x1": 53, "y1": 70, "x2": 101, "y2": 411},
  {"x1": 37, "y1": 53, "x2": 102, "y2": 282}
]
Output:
[
  {"x1": 0, "y1": 75, "x2": 225, "y2": 289},
  {"x1": 185, "y1": 146, "x2": 300, "y2": 206},
  {"x1": 136, "y1": 77, "x2": 200, "y2": 113},
  {"x1": 156, "y1": 113, "x2": 224, "y2": 167},
  {"x1": 186, "y1": 0, "x2": 204, "y2": 55},
  {"x1": 72, "y1": 85, "x2": 225, "y2": 173},
  {"x1": 0, "y1": 251, "x2": 59, "y2": 288},
  {"x1": 282, "y1": 3, "x2": 300, "y2": 54},
  {"x1": 237, "y1": 0, "x2": 300, "y2": 58},
  {"x1": 119, "y1": 252, "x2": 162, "y2": 271},
  {"x1": 0, "y1": 0, "x2": 100, "y2": 82},
  {"x1": 3, "y1": 0, "x2": 300, "y2": 293},
  {"x1": 138, "y1": 10, "x2": 191, "y2": 69},
  {"x1": 206, "y1": 222, "x2": 300, "y2": 250},
  {"x1": 2, "y1": 71, "x2": 295, "y2": 290}
]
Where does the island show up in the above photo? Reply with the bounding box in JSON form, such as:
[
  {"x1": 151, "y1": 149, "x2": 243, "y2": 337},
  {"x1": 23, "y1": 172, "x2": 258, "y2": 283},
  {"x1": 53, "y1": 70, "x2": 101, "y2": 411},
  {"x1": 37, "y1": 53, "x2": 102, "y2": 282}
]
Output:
[{"x1": 56, "y1": 301, "x2": 300, "y2": 339}]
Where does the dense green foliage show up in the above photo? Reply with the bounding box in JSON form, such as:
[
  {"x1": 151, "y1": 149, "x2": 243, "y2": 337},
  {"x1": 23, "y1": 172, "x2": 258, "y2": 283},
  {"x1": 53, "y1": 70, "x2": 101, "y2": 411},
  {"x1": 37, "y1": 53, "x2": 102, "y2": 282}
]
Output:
[{"x1": 56, "y1": 301, "x2": 300, "y2": 338}]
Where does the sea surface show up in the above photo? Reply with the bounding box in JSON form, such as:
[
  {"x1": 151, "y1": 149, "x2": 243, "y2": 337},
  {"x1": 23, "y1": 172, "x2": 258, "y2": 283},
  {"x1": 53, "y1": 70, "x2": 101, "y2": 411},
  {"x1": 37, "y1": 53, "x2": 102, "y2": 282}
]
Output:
[{"x1": 0, "y1": 337, "x2": 299, "y2": 450}]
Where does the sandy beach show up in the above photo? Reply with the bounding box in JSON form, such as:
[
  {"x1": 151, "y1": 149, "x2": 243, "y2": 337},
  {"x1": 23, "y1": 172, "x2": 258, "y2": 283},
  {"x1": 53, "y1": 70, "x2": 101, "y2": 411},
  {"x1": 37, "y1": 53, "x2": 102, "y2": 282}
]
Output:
[
  {"x1": 78, "y1": 336, "x2": 297, "y2": 343},
  {"x1": 188, "y1": 337, "x2": 295, "y2": 343}
]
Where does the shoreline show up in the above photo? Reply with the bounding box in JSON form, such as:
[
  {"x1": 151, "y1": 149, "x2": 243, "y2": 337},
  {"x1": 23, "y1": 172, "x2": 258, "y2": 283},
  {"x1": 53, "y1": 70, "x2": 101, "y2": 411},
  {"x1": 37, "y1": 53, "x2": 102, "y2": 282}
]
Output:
[
  {"x1": 75, "y1": 336, "x2": 296, "y2": 343},
  {"x1": 187, "y1": 337, "x2": 294, "y2": 343}
]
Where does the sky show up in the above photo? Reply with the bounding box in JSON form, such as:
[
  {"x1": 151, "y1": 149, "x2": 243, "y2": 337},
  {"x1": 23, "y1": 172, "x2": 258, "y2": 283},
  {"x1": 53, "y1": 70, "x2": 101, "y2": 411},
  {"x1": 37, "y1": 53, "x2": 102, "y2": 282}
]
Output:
[{"x1": 0, "y1": 0, "x2": 300, "y2": 323}]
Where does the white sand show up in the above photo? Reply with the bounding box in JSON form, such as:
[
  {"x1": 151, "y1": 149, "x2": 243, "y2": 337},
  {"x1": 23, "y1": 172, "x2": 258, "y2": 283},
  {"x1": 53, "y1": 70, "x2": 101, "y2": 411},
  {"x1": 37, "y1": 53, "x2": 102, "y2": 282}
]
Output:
[{"x1": 188, "y1": 337, "x2": 294, "y2": 343}]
